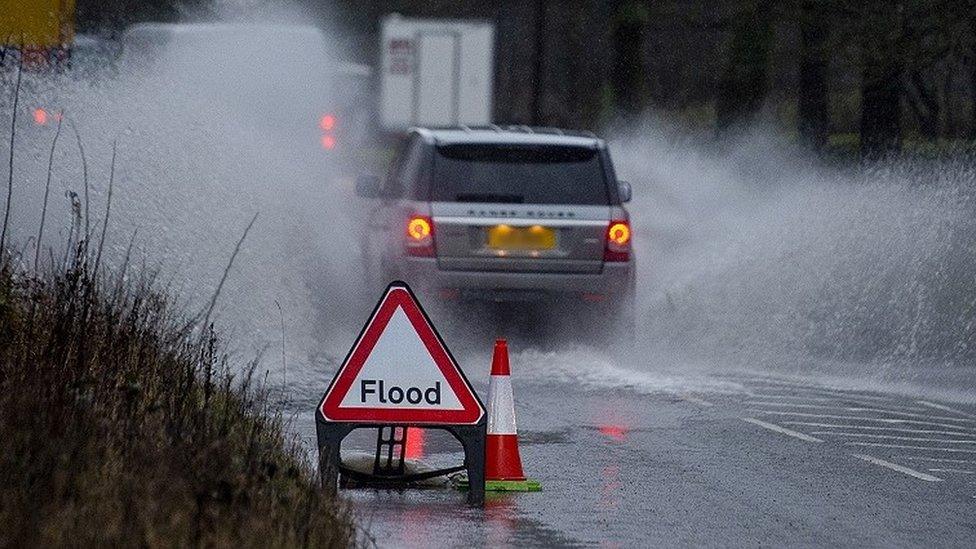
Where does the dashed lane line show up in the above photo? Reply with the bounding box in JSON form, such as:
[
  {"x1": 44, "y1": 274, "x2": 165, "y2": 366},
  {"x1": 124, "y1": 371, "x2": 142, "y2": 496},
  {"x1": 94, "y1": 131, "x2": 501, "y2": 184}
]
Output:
[
  {"x1": 916, "y1": 401, "x2": 976, "y2": 420},
  {"x1": 809, "y1": 432, "x2": 976, "y2": 444},
  {"x1": 927, "y1": 468, "x2": 976, "y2": 474},
  {"x1": 758, "y1": 400, "x2": 934, "y2": 413},
  {"x1": 782, "y1": 422, "x2": 976, "y2": 436},
  {"x1": 747, "y1": 411, "x2": 976, "y2": 430},
  {"x1": 748, "y1": 394, "x2": 891, "y2": 403},
  {"x1": 741, "y1": 418, "x2": 822, "y2": 443},
  {"x1": 679, "y1": 394, "x2": 714, "y2": 407},
  {"x1": 748, "y1": 404, "x2": 976, "y2": 423},
  {"x1": 747, "y1": 402, "x2": 931, "y2": 414},
  {"x1": 852, "y1": 454, "x2": 943, "y2": 482},
  {"x1": 751, "y1": 390, "x2": 899, "y2": 403},
  {"x1": 737, "y1": 382, "x2": 900, "y2": 402},
  {"x1": 901, "y1": 457, "x2": 976, "y2": 464},
  {"x1": 845, "y1": 442, "x2": 976, "y2": 453}
]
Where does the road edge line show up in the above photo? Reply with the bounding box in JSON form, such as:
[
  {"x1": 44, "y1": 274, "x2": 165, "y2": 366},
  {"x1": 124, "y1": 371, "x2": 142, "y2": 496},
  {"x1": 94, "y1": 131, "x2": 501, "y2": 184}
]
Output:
[
  {"x1": 741, "y1": 418, "x2": 822, "y2": 443},
  {"x1": 917, "y1": 401, "x2": 976, "y2": 420},
  {"x1": 852, "y1": 453, "x2": 944, "y2": 482}
]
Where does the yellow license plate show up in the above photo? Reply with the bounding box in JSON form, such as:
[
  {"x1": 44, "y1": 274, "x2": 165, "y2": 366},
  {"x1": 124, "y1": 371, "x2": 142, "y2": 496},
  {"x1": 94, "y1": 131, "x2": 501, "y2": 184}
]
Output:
[{"x1": 487, "y1": 225, "x2": 556, "y2": 250}]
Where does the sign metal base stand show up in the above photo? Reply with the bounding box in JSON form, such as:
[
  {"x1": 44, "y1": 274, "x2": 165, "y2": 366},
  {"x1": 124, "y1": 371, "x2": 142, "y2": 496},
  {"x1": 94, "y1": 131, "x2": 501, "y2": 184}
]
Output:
[
  {"x1": 316, "y1": 414, "x2": 487, "y2": 506},
  {"x1": 315, "y1": 282, "x2": 487, "y2": 507}
]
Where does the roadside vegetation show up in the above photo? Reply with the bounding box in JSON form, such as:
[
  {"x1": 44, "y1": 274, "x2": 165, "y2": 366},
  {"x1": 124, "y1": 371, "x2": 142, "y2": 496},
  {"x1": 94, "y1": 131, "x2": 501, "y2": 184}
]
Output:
[
  {"x1": 0, "y1": 247, "x2": 359, "y2": 547},
  {"x1": 0, "y1": 77, "x2": 359, "y2": 546},
  {"x1": 0, "y1": 236, "x2": 365, "y2": 547}
]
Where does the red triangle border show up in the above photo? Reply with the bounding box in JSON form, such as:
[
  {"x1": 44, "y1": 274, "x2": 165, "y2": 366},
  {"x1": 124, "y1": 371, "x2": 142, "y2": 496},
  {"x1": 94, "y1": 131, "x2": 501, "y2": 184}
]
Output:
[{"x1": 320, "y1": 283, "x2": 484, "y2": 424}]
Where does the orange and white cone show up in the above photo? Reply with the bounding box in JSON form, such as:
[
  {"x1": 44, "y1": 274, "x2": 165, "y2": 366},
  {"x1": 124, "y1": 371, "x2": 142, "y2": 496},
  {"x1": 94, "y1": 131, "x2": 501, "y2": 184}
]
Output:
[{"x1": 485, "y1": 339, "x2": 540, "y2": 491}]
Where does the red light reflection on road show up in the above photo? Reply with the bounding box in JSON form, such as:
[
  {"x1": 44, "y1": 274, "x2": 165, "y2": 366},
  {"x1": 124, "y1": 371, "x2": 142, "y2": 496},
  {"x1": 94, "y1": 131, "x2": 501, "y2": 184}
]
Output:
[
  {"x1": 33, "y1": 108, "x2": 48, "y2": 125},
  {"x1": 599, "y1": 424, "x2": 628, "y2": 442},
  {"x1": 405, "y1": 427, "x2": 425, "y2": 460},
  {"x1": 485, "y1": 493, "x2": 517, "y2": 545},
  {"x1": 321, "y1": 134, "x2": 337, "y2": 150}
]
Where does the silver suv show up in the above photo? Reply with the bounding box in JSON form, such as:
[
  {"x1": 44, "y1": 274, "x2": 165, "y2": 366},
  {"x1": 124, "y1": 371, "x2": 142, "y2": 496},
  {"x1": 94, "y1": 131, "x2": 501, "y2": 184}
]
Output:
[{"x1": 357, "y1": 126, "x2": 635, "y2": 338}]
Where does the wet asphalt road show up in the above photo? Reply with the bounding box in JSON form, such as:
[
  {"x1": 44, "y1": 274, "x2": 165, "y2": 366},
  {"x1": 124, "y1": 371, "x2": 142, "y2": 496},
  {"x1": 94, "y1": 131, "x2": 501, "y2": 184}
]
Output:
[{"x1": 296, "y1": 371, "x2": 976, "y2": 548}]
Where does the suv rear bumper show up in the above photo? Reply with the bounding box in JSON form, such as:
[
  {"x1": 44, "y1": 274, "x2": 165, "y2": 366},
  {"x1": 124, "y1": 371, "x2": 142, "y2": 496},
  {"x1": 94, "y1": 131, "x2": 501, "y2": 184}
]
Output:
[{"x1": 392, "y1": 257, "x2": 635, "y2": 304}]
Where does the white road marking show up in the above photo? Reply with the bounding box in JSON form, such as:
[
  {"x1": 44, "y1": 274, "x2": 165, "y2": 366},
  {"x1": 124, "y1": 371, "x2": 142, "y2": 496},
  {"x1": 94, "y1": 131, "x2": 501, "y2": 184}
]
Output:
[
  {"x1": 749, "y1": 394, "x2": 879, "y2": 403},
  {"x1": 748, "y1": 411, "x2": 975, "y2": 430},
  {"x1": 782, "y1": 422, "x2": 976, "y2": 436},
  {"x1": 846, "y1": 442, "x2": 976, "y2": 453},
  {"x1": 902, "y1": 456, "x2": 976, "y2": 464},
  {"x1": 741, "y1": 418, "x2": 822, "y2": 443},
  {"x1": 852, "y1": 454, "x2": 943, "y2": 482},
  {"x1": 916, "y1": 401, "x2": 976, "y2": 420},
  {"x1": 742, "y1": 383, "x2": 898, "y2": 402},
  {"x1": 753, "y1": 389, "x2": 898, "y2": 402},
  {"x1": 927, "y1": 468, "x2": 976, "y2": 474},
  {"x1": 747, "y1": 402, "x2": 929, "y2": 413},
  {"x1": 809, "y1": 432, "x2": 976, "y2": 444},
  {"x1": 680, "y1": 394, "x2": 714, "y2": 407}
]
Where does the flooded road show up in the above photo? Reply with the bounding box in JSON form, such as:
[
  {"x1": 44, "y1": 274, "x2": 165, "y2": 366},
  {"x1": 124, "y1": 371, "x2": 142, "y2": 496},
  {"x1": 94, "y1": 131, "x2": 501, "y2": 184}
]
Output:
[
  {"x1": 288, "y1": 125, "x2": 976, "y2": 546},
  {"x1": 288, "y1": 347, "x2": 976, "y2": 548}
]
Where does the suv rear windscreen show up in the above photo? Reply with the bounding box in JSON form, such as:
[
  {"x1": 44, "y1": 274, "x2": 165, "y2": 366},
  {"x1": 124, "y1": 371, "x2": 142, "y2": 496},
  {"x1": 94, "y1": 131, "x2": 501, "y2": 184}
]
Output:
[{"x1": 431, "y1": 144, "x2": 609, "y2": 205}]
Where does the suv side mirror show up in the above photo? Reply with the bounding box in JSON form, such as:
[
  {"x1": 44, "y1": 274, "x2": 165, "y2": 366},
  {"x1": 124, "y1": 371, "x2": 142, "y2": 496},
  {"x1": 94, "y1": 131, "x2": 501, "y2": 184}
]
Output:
[
  {"x1": 355, "y1": 174, "x2": 381, "y2": 198},
  {"x1": 618, "y1": 180, "x2": 632, "y2": 203}
]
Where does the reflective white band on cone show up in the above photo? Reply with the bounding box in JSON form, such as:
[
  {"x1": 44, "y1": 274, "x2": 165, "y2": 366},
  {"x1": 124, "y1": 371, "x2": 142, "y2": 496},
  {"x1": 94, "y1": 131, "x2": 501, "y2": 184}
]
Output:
[{"x1": 487, "y1": 375, "x2": 517, "y2": 435}]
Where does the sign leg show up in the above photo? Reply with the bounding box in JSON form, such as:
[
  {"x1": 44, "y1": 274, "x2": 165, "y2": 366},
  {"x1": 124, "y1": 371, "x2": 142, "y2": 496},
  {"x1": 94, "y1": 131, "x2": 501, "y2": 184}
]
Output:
[
  {"x1": 454, "y1": 422, "x2": 486, "y2": 506},
  {"x1": 317, "y1": 419, "x2": 354, "y2": 493}
]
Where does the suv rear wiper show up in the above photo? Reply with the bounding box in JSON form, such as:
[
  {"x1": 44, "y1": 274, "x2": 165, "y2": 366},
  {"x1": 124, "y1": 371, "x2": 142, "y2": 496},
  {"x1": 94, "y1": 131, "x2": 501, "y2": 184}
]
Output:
[{"x1": 454, "y1": 193, "x2": 524, "y2": 203}]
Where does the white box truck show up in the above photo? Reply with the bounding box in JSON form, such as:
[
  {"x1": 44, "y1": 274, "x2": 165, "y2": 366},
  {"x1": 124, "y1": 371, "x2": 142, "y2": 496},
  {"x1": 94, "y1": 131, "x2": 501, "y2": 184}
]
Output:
[{"x1": 379, "y1": 15, "x2": 495, "y2": 132}]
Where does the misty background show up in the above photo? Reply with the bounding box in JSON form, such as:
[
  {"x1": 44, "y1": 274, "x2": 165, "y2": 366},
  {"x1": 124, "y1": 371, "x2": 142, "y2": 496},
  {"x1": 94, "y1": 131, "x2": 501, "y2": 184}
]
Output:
[
  {"x1": 72, "y1": 0, "x2": 976, "y2": 159},
  {"x1": 2, "y1": 0, "x2": 975, "y2": 405}
]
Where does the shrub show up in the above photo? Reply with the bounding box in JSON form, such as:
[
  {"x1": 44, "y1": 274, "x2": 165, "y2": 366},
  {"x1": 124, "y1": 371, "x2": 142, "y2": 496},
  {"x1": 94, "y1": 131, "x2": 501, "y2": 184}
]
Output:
[{"x1": 0, "y1": 251, "x2": 359, "y2": 547}]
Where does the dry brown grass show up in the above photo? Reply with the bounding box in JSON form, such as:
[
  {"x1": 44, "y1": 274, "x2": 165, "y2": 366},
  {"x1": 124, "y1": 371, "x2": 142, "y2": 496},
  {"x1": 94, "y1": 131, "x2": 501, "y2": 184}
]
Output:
[{"x1": 0, "y1": 249, "x2": 359, "y2": 547}]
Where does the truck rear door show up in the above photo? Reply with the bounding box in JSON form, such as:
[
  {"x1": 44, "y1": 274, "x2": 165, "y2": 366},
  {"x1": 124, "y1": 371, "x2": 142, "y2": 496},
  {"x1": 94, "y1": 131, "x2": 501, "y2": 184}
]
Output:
[{"x1": 416, "y1": 33, "x2": 458, "y2": 126}]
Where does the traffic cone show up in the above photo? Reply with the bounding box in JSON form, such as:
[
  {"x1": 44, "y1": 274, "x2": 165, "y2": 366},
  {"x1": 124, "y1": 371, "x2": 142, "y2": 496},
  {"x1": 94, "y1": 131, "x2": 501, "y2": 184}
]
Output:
[{"x1": 485, "y1": 339, "x2": 541, "y2": 492}]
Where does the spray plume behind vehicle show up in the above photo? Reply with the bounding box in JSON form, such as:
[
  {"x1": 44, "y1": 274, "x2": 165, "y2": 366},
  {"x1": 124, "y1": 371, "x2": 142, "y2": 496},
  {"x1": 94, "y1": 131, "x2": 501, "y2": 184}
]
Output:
[
  {"x1": 583, "y1": 119, "x2": 976, "y2": 403},
  {"x1": 3, "y1": 5, "x2": 373, "y2": 394}
]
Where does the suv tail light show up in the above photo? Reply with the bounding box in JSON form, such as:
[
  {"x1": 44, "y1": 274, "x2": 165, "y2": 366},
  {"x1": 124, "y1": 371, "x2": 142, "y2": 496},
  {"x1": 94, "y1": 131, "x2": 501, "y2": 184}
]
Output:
[
  {"x1": 406, "y1": 215, "x2": 435, "y2": 257},
  {"x1": 604, "y1": 220, "x2": 632, "y2": 262}
]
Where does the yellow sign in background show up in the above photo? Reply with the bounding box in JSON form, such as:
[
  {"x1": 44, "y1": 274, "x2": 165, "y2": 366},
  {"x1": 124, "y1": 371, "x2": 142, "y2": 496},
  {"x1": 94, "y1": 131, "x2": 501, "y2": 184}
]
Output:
[{"x1": 0, "y1": 0, "x2": 75, "y2": 48}]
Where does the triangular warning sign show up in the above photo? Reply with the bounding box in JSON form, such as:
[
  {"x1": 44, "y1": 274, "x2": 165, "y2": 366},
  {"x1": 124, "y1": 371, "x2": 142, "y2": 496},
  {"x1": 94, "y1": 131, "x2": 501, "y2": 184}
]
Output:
[{"x1": 319, "y1": 282, "x2": 484, "y2": 425}]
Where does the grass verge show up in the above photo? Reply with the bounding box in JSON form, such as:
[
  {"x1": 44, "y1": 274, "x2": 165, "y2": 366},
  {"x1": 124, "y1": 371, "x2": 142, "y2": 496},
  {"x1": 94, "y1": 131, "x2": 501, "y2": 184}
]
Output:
[{"x1": 0, "y1": 251, "x2": 359, "y2": 547}]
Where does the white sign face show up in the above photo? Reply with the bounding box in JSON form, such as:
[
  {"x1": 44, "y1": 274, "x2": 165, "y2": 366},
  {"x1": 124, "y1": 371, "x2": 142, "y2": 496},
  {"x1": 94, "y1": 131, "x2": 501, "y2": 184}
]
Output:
[
  {"x1": 320, "y1": 284, "x2": 484, "y2": 425},
  {"x1": 338, "y1": 306, "x2": 464, "y2": 410}
]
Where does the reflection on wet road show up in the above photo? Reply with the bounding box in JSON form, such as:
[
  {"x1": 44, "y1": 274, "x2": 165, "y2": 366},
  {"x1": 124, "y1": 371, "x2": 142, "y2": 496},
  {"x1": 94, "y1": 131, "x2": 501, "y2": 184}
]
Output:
[{"x1": 298, "y1": 368, "x2": 976, "y2": 547}]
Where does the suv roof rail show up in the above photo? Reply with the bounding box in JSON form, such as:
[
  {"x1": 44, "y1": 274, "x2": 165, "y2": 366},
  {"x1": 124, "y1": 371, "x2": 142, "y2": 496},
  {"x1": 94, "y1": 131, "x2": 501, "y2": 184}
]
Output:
[{"x1": 422, "y1": 125, "x2": 598, "y2": 139}]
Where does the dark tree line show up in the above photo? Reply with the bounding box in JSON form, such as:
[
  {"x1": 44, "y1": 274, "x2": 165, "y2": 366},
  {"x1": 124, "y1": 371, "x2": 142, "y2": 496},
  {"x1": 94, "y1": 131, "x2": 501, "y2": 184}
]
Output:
[
  {"x1": 706, "y1": 0, "x2": 976, "y2": 158},
  {"x1": 74, "y1": 0, "x2": 976, "y2": 157}
]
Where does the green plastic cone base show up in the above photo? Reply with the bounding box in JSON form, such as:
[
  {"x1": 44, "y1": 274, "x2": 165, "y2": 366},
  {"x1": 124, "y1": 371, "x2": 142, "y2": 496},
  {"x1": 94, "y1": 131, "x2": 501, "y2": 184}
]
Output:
[
  {"x1": 485, "y1": 479, "x2": 541, "y2": 492},
  {"x1": 455, "y1": 478, "x2": 542, "y2": 492}
]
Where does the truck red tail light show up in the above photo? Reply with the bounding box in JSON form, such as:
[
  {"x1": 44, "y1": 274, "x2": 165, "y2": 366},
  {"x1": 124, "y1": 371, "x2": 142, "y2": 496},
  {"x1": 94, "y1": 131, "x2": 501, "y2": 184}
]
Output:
[
  {"x1": 604, "y1": 220, "x2": 631, "y2": 262},
  {"x1": 406, "y1": 215, "x2": 435, "y2": 257},
  {"x1": 319, "y1": 114, "x2": 337, "y2": 131},
  {"x1": 319, "y1": 113, "x2": 337, "y2": 150}
]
